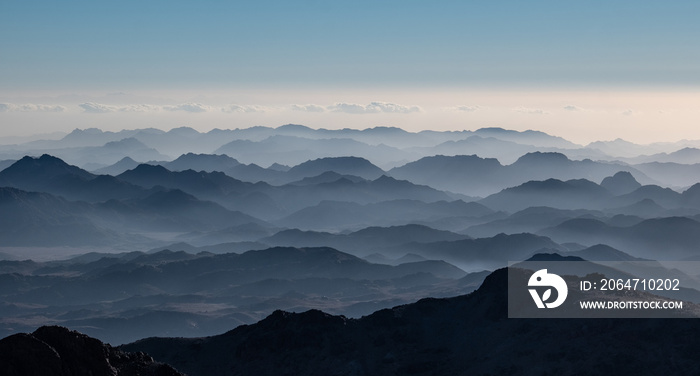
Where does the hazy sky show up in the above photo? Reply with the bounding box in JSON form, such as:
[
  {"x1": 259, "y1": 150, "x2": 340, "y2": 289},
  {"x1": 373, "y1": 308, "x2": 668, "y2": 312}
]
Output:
[{"x1": 1, "y1": 1, "x2": 698, "y2": 144}]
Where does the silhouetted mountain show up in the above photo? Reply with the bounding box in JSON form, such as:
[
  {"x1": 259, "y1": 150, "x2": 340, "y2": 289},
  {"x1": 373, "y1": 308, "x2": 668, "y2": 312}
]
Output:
[
  {"x1": 389, "y1": 152, "x2": 651, "y2": 197},
  {"x1": 0, "y1": 187, "x2": 127, "y2": 246},
  {"x1": 506, "y1": 152, "x2": 651, "y2": 187},
  {"x1": 0, "y1": 181, "x2": 267, "y2": 246},
  {"x1": 114, "y1": 162, "x2": 464, "y2": 220},
  {"x1": 131, "y1": 126, "x2": 229, "y2": 156},
  {"x1": 389, "y1": 154, "x2": 503, "y2": 197},
  {"x1": 268, "y1": 162, "x2": 290, "y2": 171},
  {"x1": 633, "y1": 162, "x2": 700, "y2": 189},
  {"x1": 0, "y1": 154, "x2": 94, "y2": 184},
  {"x1": 369, "y1": 175, "x2": 458, "y2": 200},
  {"x1": 510, "y1": 150, "x2": 570, "y2": 167},
  {"x1": 156, "y1": 153, "x2": 287, "y2": 184},
  {"x1": 473, "y1": 127, "x2": 580, "y2": 148},
  {"x1": 586, "y1": 138, "x2": 668, "y2": 158},
  {"x1": 41, "y1": 137, "x2": 168, "y2": 169},
  {"x1": 117, "y1": 164, "x2": 257, "y2": 198},
  {"x1": 0, "y1": 155, "x2": 145, "y2": 202},
  {"x1": 235, "y1": 164, "x2": 287, "y2": 182},
  {"x1": 112, "y1": 188, "x2": 266, "y2": 231},
  {"x1": 0, "y1": 131, "x2": 67, "y2": 146},
  {"x1": 625, "y1": 147, "x2": 700, "y2": 164},
  {"x1": 0, "y1": 246, "x2": 474, "y2": 343},
  {"x1": 410, "y1": 135, "x2": 539, "y2": 165},
  {"x1": 524, "y1": 252, "x2": 585, "y2": 262},
  {"x1": 0, "y1": 326, "x2": 183, "y2": 375},
  {"x1": 9, "y1": 126, "x2": 700, "y2": 181},
  {"x1": 682, "y1": 183, "x2": 700, "y2": 208},
  {"x1": 61, "y1": 128, "x2": 143, "y2": 147},
  {"x1": 122, "y1": 267, "x2": 700, "y2": 376},
  {"x1": 92, "y1": 156, "x2": 140, "y2": 175},
  {"x1": 566, "y1": 244, "x2": 647, "y2": 261},
  {"x1": 266, "y1": 175, "x2": 466, "y2": 221},
  {"x1": 615, "y1": 185, "x2": 682, "y2": 208},
  {"x1": 276, "y1": 199, "x2": 490, "y2": 230},
  {"x1": 600, "y1": 171, "x2": 642, "y2": 195},
  {"x1": 287, "y1": 171, "x2": 366, "y2": 186},
  {"x1": 161, "y1": 152, "x2": 240, "y2": 172},
  {"x1": 394, "y1": 253, "x2": 428, "y2": 264},
  {"x1": 283, "y1": 156, "x2": 385, "y2": 182},
  {"x1": 382, "y1": 233, "x2": 563, "y2": 270},
  {"x1": 262, "y1": 224, "x2": 471, "y2": 255},
  {"x1": 480, "y1": 178, "x2": 613, "y2": 212},
  {"x1": 0, "y1": 159, "x2": 16, "y2": 172},
  {"x1": 605, "y1": 198, "x2": 668, "y2": 217},
  {"x1": 464, "y1": 206, "x2": 601, "y2": 238},
  {"x1": 189, "y1": 222, "x2": 278, "y2": 243},
  {"x1": 539, "y1": 216, "x2": 700, "y2": 259},
  {"x1": 43, "y1": 127, "x2": 227, "y2": 157},
  {"x1": 665, "y1": 147, "x2": 700, "y2": 163},
  {"x1": 215, "y1": 135, "x2": 413, "y2": 168}
]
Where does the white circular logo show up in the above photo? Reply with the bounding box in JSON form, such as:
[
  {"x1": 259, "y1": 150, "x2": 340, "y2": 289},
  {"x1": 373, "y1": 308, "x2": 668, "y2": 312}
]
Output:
[{"x1": 528, "y1": 269, "x2": 568, "y2": 309}]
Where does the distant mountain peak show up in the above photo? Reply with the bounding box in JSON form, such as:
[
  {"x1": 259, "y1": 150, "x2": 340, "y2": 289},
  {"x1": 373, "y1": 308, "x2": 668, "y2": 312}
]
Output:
[
  {"x1": 128, "y1": 163, "x2": 170, "y2": 174},
  {"x1": 287, "y1": 156, "x2": 385, "y2": 180},
  {"x1": 526, "y1": 252, "x2": 585, "y2": 262},
  {"x1": 513, "y1": 151, "x2": 570, "y2": 164},
  {"x1": 104, "y1": 137, "x2": 149, "y2": 149},
  {"x1": 0, "y1": 154, "x2": 94, "y2": 183},
  {"x1": 363, "y1": 126, "x2": 408, "y2": 134},
  {"x1": 473, "y1": 128, "x2": 579, "y2": 148},
  {"x1": 167, "y1": 126, "x2": 199, "y2": 136},
  {"x1": 116, "y1": 156, "x2": 137, "y2": 163},
  {"x1": 276, "y1": 123, "x2": 313, "y2": 131},
  {"x1": 165, "y1": 153, "x2": 241, "y2": 171},
  {"x1": 68, "y1": 127, "x2": 104, "y2": 135},
  {"x1": 601, "y1": 171, "x2": 642, "y2": 195},
  {"x1": 268, "y1": 162, "x2": 290, "y2": 171},
  {"x1": 474, "y1": 127, "x2": 510, "y2": 133}
]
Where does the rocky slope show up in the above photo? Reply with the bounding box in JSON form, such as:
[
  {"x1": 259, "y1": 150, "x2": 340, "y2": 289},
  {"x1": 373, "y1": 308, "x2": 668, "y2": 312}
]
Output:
[
  {"x1": 122, "y1": 268, "x2": 700, "y2": 375},
  {"x1": 0, "y1": 326, "x2": 182, "y2": 376}
]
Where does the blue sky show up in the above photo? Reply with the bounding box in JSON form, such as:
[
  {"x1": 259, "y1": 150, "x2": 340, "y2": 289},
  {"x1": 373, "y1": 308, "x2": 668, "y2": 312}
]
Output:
[{"x1": 1, "y1": 1, "x2": 699, "y2": 142}]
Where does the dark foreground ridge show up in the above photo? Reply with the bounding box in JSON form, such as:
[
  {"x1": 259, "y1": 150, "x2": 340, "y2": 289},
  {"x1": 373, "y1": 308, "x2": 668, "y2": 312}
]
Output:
[
  {"x1": 0, "y1": 326, "x2": 183, "y2": 376},
  {"x1": 121, "y1": 268, "x2": 700, "y2": 376},
  {"x1": 5, "y1": 269, "x2": 700, "y2": 375}
]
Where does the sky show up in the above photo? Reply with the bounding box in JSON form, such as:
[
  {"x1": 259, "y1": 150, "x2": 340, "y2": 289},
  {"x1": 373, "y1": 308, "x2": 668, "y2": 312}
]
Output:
[{"x1": 1, "y1": 0, "x2": 699, "y2": 144}]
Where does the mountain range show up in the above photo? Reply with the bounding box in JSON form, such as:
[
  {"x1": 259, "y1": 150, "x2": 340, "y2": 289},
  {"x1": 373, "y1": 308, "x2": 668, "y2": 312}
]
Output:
[
  {"x1": 0, "y1": 245, "x2": 482, "y2": 344},
  {"x1": 4, "y1": 124, "x2": 700, "y2": 372},
  {"x1": 4, "y1": 125, "x2": 700, "y2": 185}
]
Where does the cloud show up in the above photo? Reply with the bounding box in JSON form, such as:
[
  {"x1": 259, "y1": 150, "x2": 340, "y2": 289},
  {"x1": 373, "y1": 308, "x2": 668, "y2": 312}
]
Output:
[
  {"x1": 164, "y1": 103, "x2": 210, "y2": 113},
  {"x1": 0, "y1": 103, "x2": 66, "y2": 112},
  {"x1": 622, "y1": 109, "x2": 635, "y2": 116},
  {"x1": 328, "y1": 101, "x2": 421, "y2": 114},
  {"x1": 513, "y1": 106, "x2": 549, "y2": 115},
  {"x1": 328, "y1": 102, "x2": 370, "y2": 114},
  {"x1": 222, "y1": 104, "x2": 267, "y2": 113},
  {"x1": 563, "y1": 105, "x2": 584, "y2": 111},
  {"x1": 291, "y1": 104, "x2": 326, "y2": 113},
  {"x1": 454, "y1": 105, "x2": 481, "y2": 112},
  {"x1": 80, "y1": 102, "x2": 166, "y2": 113},
  {"x1": 118, "y1": 104, "x2": 162, "y2": 112},
  {"x1": 80, "y1": 102, "x2": 122, "y2": 113}
]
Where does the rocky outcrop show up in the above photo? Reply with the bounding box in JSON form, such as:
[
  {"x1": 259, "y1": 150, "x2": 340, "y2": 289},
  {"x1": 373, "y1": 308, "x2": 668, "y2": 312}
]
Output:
[{"x1": 0, "y1": 326, "x2": 183, "y2": 376}]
